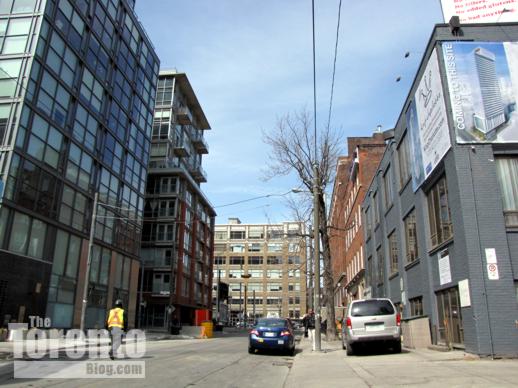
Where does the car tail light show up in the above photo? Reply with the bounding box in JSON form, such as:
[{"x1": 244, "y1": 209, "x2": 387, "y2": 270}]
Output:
[
  {"x1": 396, "y1": 313, "x2": 401, "y2": 326},
  {"x1": 346, "y1": 317, "x2": 352, "y2": 329},
  {"x1": 280, "y1": 330, "x2": 290, "y2": 337},
  {"x1": 250, "y1": 329, "x2": 259, "y2": 336}
]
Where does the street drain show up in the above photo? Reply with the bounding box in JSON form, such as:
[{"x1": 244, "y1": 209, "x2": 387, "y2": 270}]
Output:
[{"x1": 272, "y1": 361, "x2": 293, "y2": 368}]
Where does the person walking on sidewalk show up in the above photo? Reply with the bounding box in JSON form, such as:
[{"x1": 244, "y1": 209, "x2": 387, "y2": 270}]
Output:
[
  {"x1": 105, "y1": 299, "x2": 128, "y2": 360},
  {"x1": 306, "y1": 309, "x2": 316, "y2": 351}
]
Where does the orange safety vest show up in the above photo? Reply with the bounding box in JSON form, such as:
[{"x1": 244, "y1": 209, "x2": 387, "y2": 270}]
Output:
[{"x1": 107, "y1": 308, "x2": 124, "y2": 329}]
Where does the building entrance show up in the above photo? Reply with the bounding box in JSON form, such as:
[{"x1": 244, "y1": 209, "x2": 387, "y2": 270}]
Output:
[{"x1": 436, "y1": 287, "x2": 464, "y2": 347}]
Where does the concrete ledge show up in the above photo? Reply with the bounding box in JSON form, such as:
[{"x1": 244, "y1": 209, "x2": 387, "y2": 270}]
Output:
[{"x1": 427, "y1": 344, "x2": 451, "y2": 352}]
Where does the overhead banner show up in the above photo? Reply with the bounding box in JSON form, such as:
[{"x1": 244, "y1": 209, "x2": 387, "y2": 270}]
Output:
[
  {"x1": 406, "y1": 48, "x2": 451, "y2": 192},
  {"x1": 443, "y1": 41, "x2": 518, "y2": 143},
  {"x1": 440, "y1": 0, "x2": 518, "y2": 23}
]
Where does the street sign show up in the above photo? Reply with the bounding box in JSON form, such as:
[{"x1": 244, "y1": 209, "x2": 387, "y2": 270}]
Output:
[{"x1": 487, "y1": 263, "x2": 499, "y2": 280}]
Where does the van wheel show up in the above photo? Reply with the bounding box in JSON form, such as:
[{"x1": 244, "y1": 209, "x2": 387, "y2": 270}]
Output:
[{"x1": 346, "y1": 344, "x2": 354, "y2": 356}]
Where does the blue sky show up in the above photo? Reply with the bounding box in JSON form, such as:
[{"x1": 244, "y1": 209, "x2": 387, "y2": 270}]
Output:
[{"x1": 135, "y1": 0, "x2": 444, "y2": 224}]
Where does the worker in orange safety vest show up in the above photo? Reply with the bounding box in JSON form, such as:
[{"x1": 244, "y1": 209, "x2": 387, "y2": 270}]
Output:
[{"x1": 105, "y1": 299, "x2": 128, "y2": 359}]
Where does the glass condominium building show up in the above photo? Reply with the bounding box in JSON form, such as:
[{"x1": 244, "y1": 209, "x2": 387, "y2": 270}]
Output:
[
  {"x1": 140, "y1": 70, "x2": 215, "y2": 329},
  {"x1": 0, "y1": 0, "x2": 159, "y2": 329}
]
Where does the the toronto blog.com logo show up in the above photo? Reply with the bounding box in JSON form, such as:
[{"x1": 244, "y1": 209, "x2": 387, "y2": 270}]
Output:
[{"x1": 9, "y1": 316, "x2": 146, "y2": 379}]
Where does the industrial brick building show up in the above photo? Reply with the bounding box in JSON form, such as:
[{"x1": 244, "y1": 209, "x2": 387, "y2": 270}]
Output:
[{"x1": 362, "y1": 23, "x2": 518, "y2": 356}]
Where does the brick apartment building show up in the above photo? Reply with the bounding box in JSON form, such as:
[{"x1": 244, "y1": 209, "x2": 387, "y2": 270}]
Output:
[{"x1": 328, "y1": 134, "x2": 385, "y2": 309}]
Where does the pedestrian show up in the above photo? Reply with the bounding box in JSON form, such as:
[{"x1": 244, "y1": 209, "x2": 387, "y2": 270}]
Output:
[
  {"x1": 306, "y1": 309, "x2": 316, "y2": 350},
  {"x1": 105, "y1": 299, "x2": 128, "y2": 360},
  {"x1": 302, "y1": 313, "x2": 309, "y2": 337}
]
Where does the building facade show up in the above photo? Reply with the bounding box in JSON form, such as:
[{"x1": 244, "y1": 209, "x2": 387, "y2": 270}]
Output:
[
  {"x1": 213, "y1": 218, "x2": 307, "y2": 324},
  {"x1": 362, "y1": 24, "x2": 518, "y2": 356},
  {"x1": 328, "y1": 134, "x2": 385, "y2": 308},
  {"x1": 140, "y1": 70, "x2": 215, "y2": 329},
  {"x1": 0, "y1": 0, "x2": 159, "y2": 329}
]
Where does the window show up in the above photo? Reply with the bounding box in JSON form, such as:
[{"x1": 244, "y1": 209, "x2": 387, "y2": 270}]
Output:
[
  {"x1": 0, "y1": 104, "x2": 10, "y2": 143},
  {"x1": 376, "y1": 246, "x2": 384, "y2": 285},
  {"x1": 373, "y1": 191, "x2": 380, "y2": 225},
  {"x1": 267, "y1": 227, "x2": 283, "y2": 239},
  {"x1": 266, "y1": 269, "x2": 282, "y2": 279},
  {"x1": 214, "y1": 256, "x2": 226, "y2": 265},
  {"x1": 288, "y1": 283, "x2": 300, "y2": 291},
  {"x1": 80, "y1": 69, "x2": 103, "y2": 114},
  {"x1": 365, "y1": 207, "x2": 372, "y2": 237},
  {"x1": 27, "y1": 114, "x2": 63, "y2": 168},
  {"x1": 495, "y1": 157, "x2": 518, "y2": 227},
  {"x1": 73, "y1": 103, "x2": 97, "y2": 152},
  {"x1": 0, "y1": 58, "x2": 22, "y2": 98},
  {"x1": 248, "y1": 269, "x2": 263, "y2": 278},
  {"x1": 214, "y1": 231, "x2": 227, "y2": 240},
  {"x1": 228, "y1": 269, "x2": 244, "y2": 278},
  {"x1": 287, "y1": 269, "x2": 300, "y2": 278},
  {"x1": 288, "y1": 256, "x2": 300, "y2": 264},
  {"x1": 248, "y1": 227, "x2": 264, "y2": 239},
  {"x1": 409, "y1": 296, "x2": 423, "y2": 316},
  {"x1": 248, "y1": 256, "x2": 263, "y2": 265},
  {"x1": 267, "y1": 283, "x2": 282, "y2": 292},
  {"x1": 427, "y1": 176, "x2": 453, "y2": 247},
  {"x1": 229, "y1": 256, "x2": 244, "y2": 265},
  {"x1": 383, "y1": 165, "x2": 393, "y2": 209},
  {"x1": 288, "y1": 242, "x2": 299, "y2": 252},
  {"x1": 66, "y1": 142, "x2": 92, "y2": 191},
  {"x1": 152, "y1": 273, "x2": 170, "y2": 294},
  {"x1": 55, "y1": 0, "x2": 84, "y2": 51},
  {"x1": 8, "y1": 211, "x2": 47, "y2": 259},
  {"x1": 1, "y1": 0, "x2": 38, "y2": 14},
  {"x1": 59, "y1": 185, "x2": 87, "y2": 232},
  {"x1": 267, "y1": 256, "x2": 282, "y2": 265},
  {"x1": 0, "y1": 16, "x2": 31, "y2": 55},
  {"x1": 388, "y1": 231, "x2": 398, "y2": 274},
  {"x1": 230, "y1": 243, "x2": 245, "y2": 253},
  {"x1": 248, "y1": 243, "x2": 262, "y2": 252},
  {"x1": 248, "y1": 283, "x2": 262, "y2": 292},
  {"x1": 267, "y1": 243, "x2": 283, "y2": 252},
  {"x1": 404, "y1": 209, "x2": 418, "y2": 264},
  {"x1": 230, "y1": 230, "x2": 245, "y2": 239},
  {"x1": 37, "y1": 70, "x2": 70, "y2": 127},
  {"x1": 398, "y1": 133, "x2": 411, "y2": 188},
  {"x1": 46, "y1": 32, "x2": 77, "y2": 87}
]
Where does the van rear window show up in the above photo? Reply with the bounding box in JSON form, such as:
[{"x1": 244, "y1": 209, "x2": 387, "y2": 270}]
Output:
[{"x1": 351, "y1": 300, "x2": 395, "y2": 317}]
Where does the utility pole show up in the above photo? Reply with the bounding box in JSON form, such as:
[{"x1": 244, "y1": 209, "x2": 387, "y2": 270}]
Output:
[
  {"x1": 216, "y1": 268, "x2": 221, "y2": 323},
  {"x1": 80, "y1": 192, "x2": 98, "y2": 332},
  {"x1": 313, "y1": 166, "x2": 321, "y2": 351},
  {"x1": 244, "y1": 284, "x2": 248, "y2": 325}
]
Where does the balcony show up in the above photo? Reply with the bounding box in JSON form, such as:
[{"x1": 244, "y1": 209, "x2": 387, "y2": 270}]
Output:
[
  {"x1": 192, "y1": 133, "x2": 209, "y2": 154},
  {"x1": 190, "y1": 164, "x2": 207, "y2": 183},
  {"x1": 173, "y1": 136, "x2": 190, "y2": 157},
  {"x1": 176, "y1": 106, "x2": 193, "y2": 125}
]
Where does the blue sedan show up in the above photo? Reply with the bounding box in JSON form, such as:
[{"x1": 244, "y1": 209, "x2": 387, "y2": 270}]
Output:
[{"x1": 248, "y1": 318, "x2": 295, "y2": 356}]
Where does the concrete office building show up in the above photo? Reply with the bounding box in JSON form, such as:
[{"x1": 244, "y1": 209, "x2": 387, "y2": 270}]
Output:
[
  {"x1": 328, "y1": 134, "x2": 385, "y2": 308},
  {"x1": 0, "y1": 0, "x2": 159, "y2": 329},
  {"x1": 140, "y1": 70, "x2": 215, "y2": 329},
  {"x1": 362, "y1": 23, "x2": 518, "y2": 356},
  {"x1": 213, "y1": 219, "x2": 307, "y2": 324}
]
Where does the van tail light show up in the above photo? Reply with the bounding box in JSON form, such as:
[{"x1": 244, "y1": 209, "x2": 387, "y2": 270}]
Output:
[
  {"x1": 396, "y1": 313, "x2": 401, "y2": 327},
  {"x1": 346, "y1": 317, "x2": 352, "y2": 329},
  {"x1": 250, "y1": 329, "x2": 259, "y2": 336},
  {"x1": 280, "y1": 330, "x2": 291, "y2": 337}
]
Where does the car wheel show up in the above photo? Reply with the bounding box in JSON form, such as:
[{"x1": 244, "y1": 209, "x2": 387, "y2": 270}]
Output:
[
  {"x1": 346, "y1": 344, "x2": 354, "y2": 356},
  {"x1": 248, "y1": 346, "x2": 254, "y2": 354},
  {"x1": 392, "y1": 341, "x2": 401, "y2": 354},
  {"x1": 289, "y1": 347, "x2": 295, "y2": 357}
]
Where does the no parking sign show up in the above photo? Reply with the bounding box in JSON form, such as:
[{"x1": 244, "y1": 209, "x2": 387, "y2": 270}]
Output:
[{"x1": 487, "y1": 263, "x2": 499, "y2": 280}]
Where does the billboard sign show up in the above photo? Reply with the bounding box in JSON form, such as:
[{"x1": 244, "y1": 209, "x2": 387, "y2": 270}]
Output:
[
  {"x1": 406, "y1": 48, "x2": 451, "y2": 192},
  {"x1": 440, "y1": 0, "x2": 518, "y2": 24},
  {"x1": 443, "y1": 41, "x2": 518, "y2": 143}
]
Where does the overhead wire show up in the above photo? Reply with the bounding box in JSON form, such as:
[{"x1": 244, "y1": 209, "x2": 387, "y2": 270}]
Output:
[{"x1": 326, "y1": 0, "x2": 343, "y2": 132}]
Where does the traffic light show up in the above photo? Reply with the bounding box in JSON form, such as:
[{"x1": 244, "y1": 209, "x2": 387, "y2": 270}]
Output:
[{"x1": 218, "y1": 282, "x2": 229, "y2": 301}]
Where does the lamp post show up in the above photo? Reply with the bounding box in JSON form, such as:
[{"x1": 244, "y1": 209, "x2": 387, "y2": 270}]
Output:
[{"x1": 80, "y1": 192, "x2": 98, "y2": 332}]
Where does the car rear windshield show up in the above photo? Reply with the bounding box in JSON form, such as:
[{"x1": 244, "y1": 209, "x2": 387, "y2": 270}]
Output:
[
  {"x1": 256, "y1": 319, "x2": 287, "y2": 328},
  {"x1": 350, "y1": 300, "x2": 395, "y2": 317}
]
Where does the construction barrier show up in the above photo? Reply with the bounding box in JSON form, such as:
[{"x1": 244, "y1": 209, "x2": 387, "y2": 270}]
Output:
[{"x1": 200, "y1": 321, "x2": 213, "y2": 338}]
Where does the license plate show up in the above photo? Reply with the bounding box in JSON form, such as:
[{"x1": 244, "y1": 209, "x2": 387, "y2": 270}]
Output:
[
  {"x1": 277, "y1": 340, "x2": 284, "y2": 345},
  {"x1": 258, "y1": 338, "x2": 264, "y2": 343},
  {"x1": 365, "y1": 324, "x2": 384, "y2": 332},
  {"x1": 264, "y1": 332, "x2": 275, "y2": 337}
]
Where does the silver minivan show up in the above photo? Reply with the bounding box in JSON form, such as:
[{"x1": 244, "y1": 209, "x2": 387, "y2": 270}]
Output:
[{"x1": 341, "y1": 298, "x2": 401, "y2": 355}]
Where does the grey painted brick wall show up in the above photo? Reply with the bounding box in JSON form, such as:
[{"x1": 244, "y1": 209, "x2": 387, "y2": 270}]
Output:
[{"x1": 361, "y1": 23, "x2": 518, "y2": 357}]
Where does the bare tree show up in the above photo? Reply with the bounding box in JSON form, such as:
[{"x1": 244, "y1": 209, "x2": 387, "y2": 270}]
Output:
[{"x1": 263, "y1": 107, "x2": 342, "y2": 340}]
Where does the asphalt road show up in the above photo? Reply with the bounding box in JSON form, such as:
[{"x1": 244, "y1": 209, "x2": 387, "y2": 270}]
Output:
[{"x1": 0, "y1": 331, "x2": 294, "y2": 387}]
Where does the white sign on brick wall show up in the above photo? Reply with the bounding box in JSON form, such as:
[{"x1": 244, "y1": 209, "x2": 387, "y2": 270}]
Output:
[{"x1": 487, "y1": 263, "x2": 500, "y2": 280}]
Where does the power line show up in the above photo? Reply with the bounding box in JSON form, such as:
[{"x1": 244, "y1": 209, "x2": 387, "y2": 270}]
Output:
[
  {"x1": 312, "y1": 0, "x2": 317, "y2": 161},
  {"x1": 326, "y1": 0, "x2": 342, "y2": 132},
  {"x1": 213, "y1": 190, "x2": 296, "y2": 209}
]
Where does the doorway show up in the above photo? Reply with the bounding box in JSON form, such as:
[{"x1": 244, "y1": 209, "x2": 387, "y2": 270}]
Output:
[{"x1": 436, "y1": 287, "x2": 464, "y2": 347}]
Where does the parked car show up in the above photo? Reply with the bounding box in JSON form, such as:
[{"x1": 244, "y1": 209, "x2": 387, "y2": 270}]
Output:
[
  {"x1": 341, "y1": 298, "x2": 401, "y2": 356},
  {"x1": 248, "y1": 318, "x2": 295, "y2": 356}
]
